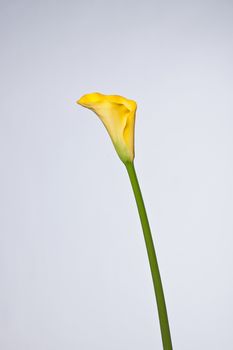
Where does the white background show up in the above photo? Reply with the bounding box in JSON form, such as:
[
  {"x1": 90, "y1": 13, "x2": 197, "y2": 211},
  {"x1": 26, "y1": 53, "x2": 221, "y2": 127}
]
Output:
[{"x1": 1, "y1": 0, "x2": 233, "y2": 349}]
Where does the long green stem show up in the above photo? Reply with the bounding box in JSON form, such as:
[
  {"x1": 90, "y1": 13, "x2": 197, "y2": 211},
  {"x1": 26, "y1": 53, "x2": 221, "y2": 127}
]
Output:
[{"x1": 125, "y1": 161, "x2": 173, "y2": 350}]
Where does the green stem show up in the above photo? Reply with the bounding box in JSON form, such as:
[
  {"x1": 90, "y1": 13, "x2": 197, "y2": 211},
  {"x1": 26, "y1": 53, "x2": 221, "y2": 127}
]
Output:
[{"x1": 125, "y1": 161, "x2": 173, "y2": 350}]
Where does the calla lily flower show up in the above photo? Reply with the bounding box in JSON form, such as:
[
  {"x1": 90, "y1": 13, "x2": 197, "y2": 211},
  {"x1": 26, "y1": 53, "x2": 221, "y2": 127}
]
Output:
[
  {"x1": 77, "y1": 92, "x2": 137, "y2": 163},
  {"x1": 76, "y1": 92, "x2": 173, "y2": 349}
]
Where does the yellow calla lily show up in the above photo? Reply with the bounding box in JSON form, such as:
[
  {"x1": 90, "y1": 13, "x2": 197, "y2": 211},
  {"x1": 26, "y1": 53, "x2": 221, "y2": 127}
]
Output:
[
  {"x1": 76, "y1": 92, "x2": 173, "y2": 348},
  {"x1": 77, "y1": 92, "x2": 137, "y2": 163}
]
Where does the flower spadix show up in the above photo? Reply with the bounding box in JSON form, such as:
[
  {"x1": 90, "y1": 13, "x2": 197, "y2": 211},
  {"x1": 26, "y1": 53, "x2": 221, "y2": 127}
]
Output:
[{"x1": 77, "y1": 93, "x2": 137, "y2": 163}]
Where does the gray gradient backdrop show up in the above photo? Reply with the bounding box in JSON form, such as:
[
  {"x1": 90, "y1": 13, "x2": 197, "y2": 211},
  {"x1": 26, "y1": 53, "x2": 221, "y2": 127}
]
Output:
[{"x1": 1, "y1": 0, "x2": 233, "y2": 349}]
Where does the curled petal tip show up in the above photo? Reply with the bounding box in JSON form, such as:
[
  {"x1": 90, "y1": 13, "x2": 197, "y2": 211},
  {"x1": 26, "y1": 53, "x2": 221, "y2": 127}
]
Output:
[
  {"x1": 77, "y1": 93, "x2": 102, "y2": 107},
  {"x1": 76, "y1": 96, "x2": 85, "y2": 106}
]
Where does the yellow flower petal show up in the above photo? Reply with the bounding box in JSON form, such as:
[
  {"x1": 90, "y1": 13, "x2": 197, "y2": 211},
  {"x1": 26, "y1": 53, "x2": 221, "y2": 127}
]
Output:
[{"x1": 77, "y1": 92, "x2": 137, "y2": 163}]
